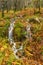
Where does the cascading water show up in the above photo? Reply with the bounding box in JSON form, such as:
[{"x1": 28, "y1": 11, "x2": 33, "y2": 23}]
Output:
[
  {"x1": 9, "y1": 18, "x2": 15, "y2": 44},
  {"x1": 8, "y1": 18, "x2": 23, "y2": 59},
  {"x1": 26, "y1": 23, "x2": 32, "y2": 40},
  {"x1": 8, "y1": 17, "x2": 32, "y2": 59}
]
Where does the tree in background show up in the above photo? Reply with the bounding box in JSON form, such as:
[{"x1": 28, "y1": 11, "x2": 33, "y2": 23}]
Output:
[
  {"x1": 1, "y1": 0, "x2": 5, "y2": 17},
  {"x1": 4, "y1": 0, "x2": 8, "y2": 12},
  {"x1": 41, "y1": 0, "x2": 43, "y2": 7},
  {"x1": 33, "y1": 0, "x2": 40, "y2": 14},
  {"x1": 13, "y1": 0, "x2": 24, "y2": 11}
]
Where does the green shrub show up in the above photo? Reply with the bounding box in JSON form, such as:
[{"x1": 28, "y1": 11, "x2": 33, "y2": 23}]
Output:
[
  {"x1": 0, "y1": 19, "x2": 10, "y2": 37},
  {"x1": 14, "y1": 22, "x2": 26, "y2": 41},
  {"x1": 31, "y1": 24, "x2": 41, "y2": 34}
]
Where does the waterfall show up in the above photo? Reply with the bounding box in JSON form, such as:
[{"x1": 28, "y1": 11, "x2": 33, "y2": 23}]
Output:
[
  {"x1": 8, "y1": 18, "x2": 23, "y2": 59},
  {"x1": 9, "y1": 18, "x2": 18, "y2": 59},
  {"x1": 9, "y1": 18, "x2": 14, "y2": 45},
  {"x1": 8, "y1": 17, "x2": 32, "y2": 59},
  {"x1": 26, "y1": 23, "x2": 32, "y2": 40}
]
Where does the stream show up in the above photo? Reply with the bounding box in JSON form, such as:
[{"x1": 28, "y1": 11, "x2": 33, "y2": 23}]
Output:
[
  {"x1": 8, "y1": 17, "x2": 32, "y2": 59},
  {"x1": 8, "y1": 18, "x2": 23, "y2": 59}
]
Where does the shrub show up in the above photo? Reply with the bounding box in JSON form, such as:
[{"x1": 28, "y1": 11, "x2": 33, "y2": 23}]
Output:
[
  {"x1": 0, "y1": 19, "x2": 10, "y2": 37},
  {"x1": 13, "y1": 22, "x2": 26, "y2": 41}
]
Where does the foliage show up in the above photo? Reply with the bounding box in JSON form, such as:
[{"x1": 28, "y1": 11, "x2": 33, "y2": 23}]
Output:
[
  {"x1": 0, "y1": 19, "x2": 10, "y2": 37},
  {"x1": 13, "y1": 22, "x2": 26, "y2": 41},
  {"x1": 0, "y1": 8, "x2": 43, "y2": 65},
  {"x1": 0, "y1": 38, "x2": 16, "y2": 65}
]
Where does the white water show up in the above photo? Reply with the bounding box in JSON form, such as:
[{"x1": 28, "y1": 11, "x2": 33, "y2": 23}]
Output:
[
  {"x1": 26, "y1": 24, "x2": 32, "y2": 40},
  {"x1": 9, "y1": 19, "x2": 14, "y2": 44},
  {"x1": 8, "y1": 17, "x2": 32, "y2": 59},
  {"x1": 8, "y1": 18, "x2": 23, "y2": 59}
]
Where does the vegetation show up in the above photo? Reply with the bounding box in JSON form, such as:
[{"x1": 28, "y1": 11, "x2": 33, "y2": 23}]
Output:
[
  {"x1": 13, "y1": 21, "x2": 26, "y2": 41},
  {"x1": 0, "y1": 19, "x2": 10, "y2": 37},
  {"x1": 0, "y1": 0, "x2": 43, "y2": 65}
]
